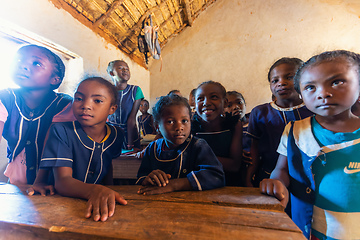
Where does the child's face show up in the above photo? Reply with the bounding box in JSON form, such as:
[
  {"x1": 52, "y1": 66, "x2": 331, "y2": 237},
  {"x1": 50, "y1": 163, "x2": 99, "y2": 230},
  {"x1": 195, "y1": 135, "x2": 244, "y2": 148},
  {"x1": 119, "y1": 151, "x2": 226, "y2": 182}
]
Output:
[
  {"x1": 139, "y1": 100, "x2": 149, "y2": 114},
  {"x1": 195, "y1": 84, "x2": 226, "y2": 123},
  {"x1": 12, "y1": 47, "x2": 59, "y2": 90},
  {"x1": 156, "y1": 105, "x2": 191, "y2": 150},
  {"x1": 73, "y1": 80, "x2": 117, "y2": 128},
  {"x1": 269, "y1": 63, "x2": 299, "y2": 102},
  {"x1": 110, "y1": 61, "x2": 130, "y2": 83},
  {"x1": 188, "y1": 93, "x2": 195, "y2": 107},
  {"x1": 299, "y1": 59, "x2": 360, "y2": 118},
  {"x1": 227, "y1": 95, "x2": 246, "y2": 118}
]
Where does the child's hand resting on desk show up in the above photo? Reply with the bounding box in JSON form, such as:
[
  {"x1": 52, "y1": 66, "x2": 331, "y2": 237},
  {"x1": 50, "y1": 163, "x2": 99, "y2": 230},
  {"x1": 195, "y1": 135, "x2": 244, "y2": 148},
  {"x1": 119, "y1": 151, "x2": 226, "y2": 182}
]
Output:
[
  {"x1": 259, "y1": 179, "x2": 289, "y2": 208},
  {"x1": 27, "y1": 183, "x2": 55, "y2": 196},
  {"x1": 85, "y1": 185, "x2": 127, "y2": 222},
  {"x1": 142, "y1": 170, "x2": 171, "y2": 187}
]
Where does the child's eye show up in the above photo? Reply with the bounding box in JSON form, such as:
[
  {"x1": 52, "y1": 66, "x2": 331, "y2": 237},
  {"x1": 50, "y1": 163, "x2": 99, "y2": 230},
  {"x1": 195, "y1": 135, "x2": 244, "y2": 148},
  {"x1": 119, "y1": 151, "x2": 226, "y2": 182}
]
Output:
[
  {"x1": 182, "y1": 119, "x2": 189, "y2": 124},
  {"x1": 332, "y1": 80, "x2": 344, "y2": 87},
  {"x1": 271, "y1": 79, "x2": 278, "y2": 84},
  {"x1": 196, "y1": 97, "x2": 204, "y2": 102},
  {"x1": 33, "y1": 61, "x2": 42, "y2": 67},
  {"x1": 287, "y1": 75, "x2": 294, "y2": 80},
  {"x1": 304, "y1": 85, "x2": 315, "y2": 91},
  {"x1": 94, "y1": 99, "x2": 103, "y2": 103},
  {"x1": 211, "y1": 95, "x2": 219, "y2": 100},
  {"x1": 167, "y1": 120, "x2": 174, "y2": 124},
  {"x1": 74, "y1": 97, "x2": 83, "y2": 102}
]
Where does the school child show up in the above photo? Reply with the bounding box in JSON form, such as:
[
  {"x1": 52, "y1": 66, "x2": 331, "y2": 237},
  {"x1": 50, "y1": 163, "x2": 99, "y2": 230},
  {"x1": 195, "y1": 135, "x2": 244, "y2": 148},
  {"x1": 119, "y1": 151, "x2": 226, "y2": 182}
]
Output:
[
  {"x1": 107, "y1": 60, "x2": 144, "y2": 150},
  {"x1": 137, "y1": 99, "x2": 155, "y2": 136},
  {"x1": 136, "y1": 93, "x2": 225, "y2": 195},
  {"x1": 191, "y1": 81, "x2": 243, "y2": 186},
  {"x1": 168, "y1": 89, "x2": 182, "y2": 96},
  {"x1": 188, "y1": 88, "x2": 197, "y2": 119},
  {"x1": 38, "y1": 77, "x2": 127, "y2": 221},
  {"x1": 245, "y1": 58, "x2": 313, "y2": 187},
  {"x1": 226, "y1": 90, "x2": 251, "y2": 186},
  {"x1": 261, "y1": 50, "x2": 360, "y2": 239},
  {"x1": 0, "y1": 44, "x2": 74, "y2": 185}
]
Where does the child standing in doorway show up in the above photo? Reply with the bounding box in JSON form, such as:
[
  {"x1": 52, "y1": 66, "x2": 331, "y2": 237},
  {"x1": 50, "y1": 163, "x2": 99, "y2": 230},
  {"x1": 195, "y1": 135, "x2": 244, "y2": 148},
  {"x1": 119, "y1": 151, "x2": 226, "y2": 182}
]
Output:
[
  {"x1": 261, "y1": 50, "x2": 360, "y2": 239},
  {"x1": 137, "y1": 99, "x2": 155, "y2": 136},
  {"x1": 107, "y1": 60, "x2": 144, "y2": 150},
  {"x1": 0, "y1": 44, "x2": 74, "y2": 185},
  {"x1": 245, "y1": 58, "x2": 313, "y2": 187},
  {"x1": 192, "y1": 81, "x2": 243, "y2": 186},
  {"x1": 38, "y1": 77, "x2": 127, "y2": 222},
  {"x1": 136, "y1": 93, "x2": 225, "y2": 195}
]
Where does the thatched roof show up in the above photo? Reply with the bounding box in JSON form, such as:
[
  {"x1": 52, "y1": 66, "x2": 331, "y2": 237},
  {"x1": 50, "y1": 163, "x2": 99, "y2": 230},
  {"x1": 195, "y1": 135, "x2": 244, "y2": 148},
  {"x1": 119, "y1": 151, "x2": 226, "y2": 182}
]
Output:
[{"x1": 49, "y1": 0, "x2": 218, "y2": 68}]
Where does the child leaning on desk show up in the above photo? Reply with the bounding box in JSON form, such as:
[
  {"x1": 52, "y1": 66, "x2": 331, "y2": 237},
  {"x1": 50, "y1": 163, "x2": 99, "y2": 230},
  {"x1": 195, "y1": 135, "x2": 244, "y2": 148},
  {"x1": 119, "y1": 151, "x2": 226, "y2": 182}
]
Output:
[
  {"x1": 260, "y1": 50, "x2": 360, "y2": 239},
  {"x1": 136, "y1": 93, "x2": 225, "y2": 195},
  {"x1": 34, "y1": 77, "x2": 127, "y2": 222}
]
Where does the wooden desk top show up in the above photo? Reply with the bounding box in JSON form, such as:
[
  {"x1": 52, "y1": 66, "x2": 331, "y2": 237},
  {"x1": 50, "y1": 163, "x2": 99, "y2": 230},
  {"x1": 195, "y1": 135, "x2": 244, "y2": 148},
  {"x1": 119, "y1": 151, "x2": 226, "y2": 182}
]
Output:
[{"x1": 0, "y1": 183, "x2": 305, "y2": 240}]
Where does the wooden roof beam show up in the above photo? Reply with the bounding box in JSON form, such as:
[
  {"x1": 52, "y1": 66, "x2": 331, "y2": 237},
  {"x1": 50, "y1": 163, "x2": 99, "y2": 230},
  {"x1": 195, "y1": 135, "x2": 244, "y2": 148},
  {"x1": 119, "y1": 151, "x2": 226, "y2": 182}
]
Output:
[
  {"x1": 120, "y1": 0, "x2": 168, "y2": 44},
  {"x1": 183, "y1": 0, "x2": 193, "y2": 26},
  {"x1": 93, "y1": 0, "x2": 125, "y2": 28}
]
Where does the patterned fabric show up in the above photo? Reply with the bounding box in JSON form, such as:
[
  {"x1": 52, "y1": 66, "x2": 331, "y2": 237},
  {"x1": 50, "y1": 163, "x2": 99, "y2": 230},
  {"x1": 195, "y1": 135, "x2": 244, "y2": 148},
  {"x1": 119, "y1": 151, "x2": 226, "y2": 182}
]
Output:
[
  {"x1": 40, "y1": 121, "x2": 124, "y2": 184},
  {"x1": 277, "y1": 117, "x2": 360, "y2": 239},
  {"x1": 0, "y1": 88, "x2": 73, "y2": 184},
  {"x1": 136, "y1": 135, "x2": 225, "y2": 190}
]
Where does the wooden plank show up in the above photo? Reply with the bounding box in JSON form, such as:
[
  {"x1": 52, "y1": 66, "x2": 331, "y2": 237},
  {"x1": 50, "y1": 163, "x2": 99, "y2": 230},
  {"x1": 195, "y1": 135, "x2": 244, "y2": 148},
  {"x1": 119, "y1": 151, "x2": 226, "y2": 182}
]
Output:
[
  {"x1": 0, "y1": 184, "x2": 305, "y2": 239},
  {"x1": 93, "y1": 0, "x2": 125, "y2": 28},
  {"x1": 183, "y1": 0, "x2": 193, "y2": 26},
  {"x1": 112, "y1": 155, "x2": 141, "y2": 179}
]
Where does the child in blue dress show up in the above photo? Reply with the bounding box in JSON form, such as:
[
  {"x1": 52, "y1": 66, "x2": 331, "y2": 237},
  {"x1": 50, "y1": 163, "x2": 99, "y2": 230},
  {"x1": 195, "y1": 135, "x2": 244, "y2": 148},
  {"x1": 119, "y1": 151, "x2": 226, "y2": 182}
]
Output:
[
  {"x1": 191, "y1": 81, "x2": 243, "y2": 186},
  {"x1": 245, "y1": 57, "x2": 313, "y2": 187},
  {"x1": 261, "y1": 50, "x2": 360, "y2": 239},
  {"x1": 137, "y1": 99, "x2": 155, "y2": 136},
  {"x1": 136, "y1": 93, "x2": 225, "y2": 195},
  {"x1": 107, "y1": 60, "x2": 144, "y2": 150},
  {"x1": 0, "y1": 44, "x2": 74, "y2": 185},
  {"x1": 38, "y1": 77, "x2": 127, "y2": 222}
]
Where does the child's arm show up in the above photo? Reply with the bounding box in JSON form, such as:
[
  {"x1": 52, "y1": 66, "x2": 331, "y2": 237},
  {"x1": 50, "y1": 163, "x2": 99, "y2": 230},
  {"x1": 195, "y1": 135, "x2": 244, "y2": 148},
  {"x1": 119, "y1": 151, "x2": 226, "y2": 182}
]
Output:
[
  {"x1": 27, "y1": 168, "x2": 55, "y2": 196},
  {"x1": 259, "y1": 154, "x2": 290, "y2": 207},
  {"x1": 138, "y1": 178, "x2": 192, "y2": 195},
  {"x1": 245, "y1": 138, "x2": 260, "y2": 187},
  {"x1": 53, "y1": 166, "x2": 127, "y2": 222},
  {"x1": 126, "y1": 99, "x2": 141, "y2": 149},
  {"x1": 217, "y1": 120, "x2": 243, "y2": 172}
]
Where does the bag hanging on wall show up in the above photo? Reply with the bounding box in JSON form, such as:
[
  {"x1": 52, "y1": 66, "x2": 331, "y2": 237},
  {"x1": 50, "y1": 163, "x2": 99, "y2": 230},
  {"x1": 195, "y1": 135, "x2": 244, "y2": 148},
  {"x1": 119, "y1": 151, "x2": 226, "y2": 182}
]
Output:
[{"x1": 138, "y1": 14, "x2": 162, "y2": 71}]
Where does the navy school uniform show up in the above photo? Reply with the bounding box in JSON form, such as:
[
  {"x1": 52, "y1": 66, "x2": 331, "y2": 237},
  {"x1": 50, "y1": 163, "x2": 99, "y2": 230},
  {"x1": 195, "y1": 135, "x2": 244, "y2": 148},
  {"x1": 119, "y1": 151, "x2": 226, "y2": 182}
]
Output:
[
  {"x1": 136, "y1": 135, "x2": 225, "y2": 190},
  {"x1": 0, "y1": 88, "x2": 73, "y2": 184},
  {"x1": 40, "y1": 121, "x2": 124, "y2": 184},
  {"x1": 108, "y1": 84, "x2": 143, "y2": 149},
  {"x1": 137, "y1": 114, "x2": 154, "y2": 136}
]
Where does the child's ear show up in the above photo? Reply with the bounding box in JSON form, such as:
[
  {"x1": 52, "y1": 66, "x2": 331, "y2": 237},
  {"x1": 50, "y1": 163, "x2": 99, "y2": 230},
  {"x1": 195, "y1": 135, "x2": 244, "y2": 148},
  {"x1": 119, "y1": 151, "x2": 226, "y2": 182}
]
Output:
[
  {"x1": 109, "y1": 104, "x2": 118, "y2": 115},
  {"x1": 50, "y1": 75, "x2": 61, "y2": 87}
]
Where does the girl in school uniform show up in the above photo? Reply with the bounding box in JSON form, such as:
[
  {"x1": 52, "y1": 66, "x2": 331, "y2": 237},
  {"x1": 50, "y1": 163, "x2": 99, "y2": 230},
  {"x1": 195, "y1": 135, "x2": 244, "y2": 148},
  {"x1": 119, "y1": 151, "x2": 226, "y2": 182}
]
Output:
[
  {"x1": 0, "y1": 44, "x2": 74, "y2": 185},
  {"x1": 191, "y1": 81, "x2": 243, "y2": 186},
  {"x1": 245, "y1": 58, "x2": 313, "y2": 187},
  {"x1": 136, "y1": 93, "x2": 225, "y2": 195},
  {"x1": 37, "y1": 77, "x2": 127, "y2": 222},
  {"x1": 137, "y1": 99, "x2": 155, "y2": 136}
]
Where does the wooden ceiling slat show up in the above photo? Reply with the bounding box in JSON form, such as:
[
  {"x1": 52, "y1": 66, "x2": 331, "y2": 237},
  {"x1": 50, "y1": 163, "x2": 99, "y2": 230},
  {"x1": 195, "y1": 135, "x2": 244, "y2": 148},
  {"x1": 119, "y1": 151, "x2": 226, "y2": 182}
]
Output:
[
  {"x1": 183, "y1": 0, "x2": 193, "y2": 26},
  {"x1": 93, "y1": 0, "x2": 125, "y2": 28}
]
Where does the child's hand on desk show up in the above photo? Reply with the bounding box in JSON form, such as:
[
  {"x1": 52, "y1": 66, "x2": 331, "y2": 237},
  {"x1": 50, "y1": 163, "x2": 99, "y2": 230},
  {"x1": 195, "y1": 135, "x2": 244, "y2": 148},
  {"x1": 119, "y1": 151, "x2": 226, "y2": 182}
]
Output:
[
  {"x1": 142, "y1": 170, "x2": 171, "y2": 187},
  {"x1": 27, "y1": 183, "x2": 55, "y2": 196},
  {"x1": 259, "y1": 179, "x2": 289, "y2": 208},
  {"x1": 86, "y1": 185, "x2": 127, "y2": 222},
  {"x1": 138, "y1": 184, "x2": 174, "y2": 195}
]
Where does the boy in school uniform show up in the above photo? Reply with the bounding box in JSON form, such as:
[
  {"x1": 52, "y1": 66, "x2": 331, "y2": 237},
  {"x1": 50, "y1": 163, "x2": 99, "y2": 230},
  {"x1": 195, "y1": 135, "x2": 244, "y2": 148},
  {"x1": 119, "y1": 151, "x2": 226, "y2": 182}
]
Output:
[{"x1": 107, "y1": 60, "x2": 144, "y2": 150}]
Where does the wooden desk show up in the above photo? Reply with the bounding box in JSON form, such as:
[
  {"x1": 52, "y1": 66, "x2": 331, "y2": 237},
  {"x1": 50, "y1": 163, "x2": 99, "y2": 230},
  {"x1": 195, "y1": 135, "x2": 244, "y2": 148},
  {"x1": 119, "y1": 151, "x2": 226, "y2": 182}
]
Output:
[
  {"x1": 0, "y1": 183, "x2": 306, "y2": 239},
  {"x1": 112, "y1": 155, "x2": 141, "y2": 180}
]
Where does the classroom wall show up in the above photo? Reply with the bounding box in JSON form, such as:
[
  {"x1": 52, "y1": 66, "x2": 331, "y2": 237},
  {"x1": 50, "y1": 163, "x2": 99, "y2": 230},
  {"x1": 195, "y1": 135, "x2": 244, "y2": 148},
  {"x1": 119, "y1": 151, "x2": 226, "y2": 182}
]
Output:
[
  {"x1": 0, "y1": 0, "x2": 150, "y2": 182},
  {"x1": 148, "y1": 0, "x2": 360, "y2": 111}
]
